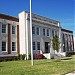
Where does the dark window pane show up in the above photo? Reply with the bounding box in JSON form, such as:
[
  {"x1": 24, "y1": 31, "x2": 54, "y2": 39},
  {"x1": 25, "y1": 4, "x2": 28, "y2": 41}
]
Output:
[
  {"x1": 47, "y1": 29, "x2": 49, "y2": 36},
  {"x1": 33, "y1": 42, "x2": 36, "y2": 50},
  {"x1": 12, "y1": 42, "x2": 16, "y2": 51},
  {"x1": 12, "y1": 26, "x2": 15, "y2": 34},
  {"x1": 43, "y1": 29, "x2": 45, "y2": 36},
  {"x1": 32, "y1": 26, "x2": 35, "y2": 34},
  {"x1": 36, "y1": 27, "x2": 39, "y2": 35},
  {"x1": 2, "y1": 24, "x2": 6, "y2": 33},
  {"x1": 2, "y1": 42, "x2": 6, "y2": 51},
  {"x1": 37, "y1": 42, "x2": 40, "y2": 50}
]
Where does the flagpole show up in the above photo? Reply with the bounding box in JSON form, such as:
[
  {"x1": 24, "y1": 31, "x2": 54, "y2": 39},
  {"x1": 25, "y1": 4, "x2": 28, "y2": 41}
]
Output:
[{"x1": 30, "y1": 0, "x2": 34, "y2": 66}]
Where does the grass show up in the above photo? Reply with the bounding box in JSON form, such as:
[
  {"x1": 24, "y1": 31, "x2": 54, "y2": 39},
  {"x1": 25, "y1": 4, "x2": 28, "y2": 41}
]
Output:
[{"x1": 0, "y1": 55, "x2": 75, "y2": 75}]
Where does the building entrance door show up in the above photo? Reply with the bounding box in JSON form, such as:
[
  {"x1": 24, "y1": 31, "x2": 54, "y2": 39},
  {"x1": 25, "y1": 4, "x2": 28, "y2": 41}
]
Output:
[{"x1": 45, "y1": 42, "x2": 50, "y2": 53}]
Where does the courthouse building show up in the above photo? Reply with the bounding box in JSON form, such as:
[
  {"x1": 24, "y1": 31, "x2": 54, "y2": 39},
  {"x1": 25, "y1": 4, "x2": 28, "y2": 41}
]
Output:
[{"x1": 0, "y1": 11, "x2": 74, "y2": 59}]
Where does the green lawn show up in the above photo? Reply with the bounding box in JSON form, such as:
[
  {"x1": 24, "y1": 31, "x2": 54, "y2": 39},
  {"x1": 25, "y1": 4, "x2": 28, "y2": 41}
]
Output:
[{"x1": 0, "y1": 56, "x2": 75, "y2": 75}]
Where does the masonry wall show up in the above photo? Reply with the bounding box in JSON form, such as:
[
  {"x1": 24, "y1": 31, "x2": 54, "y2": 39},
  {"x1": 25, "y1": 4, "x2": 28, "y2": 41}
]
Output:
[{"x1": 0, "y1": 16, "x2": 19, "y2": 57}]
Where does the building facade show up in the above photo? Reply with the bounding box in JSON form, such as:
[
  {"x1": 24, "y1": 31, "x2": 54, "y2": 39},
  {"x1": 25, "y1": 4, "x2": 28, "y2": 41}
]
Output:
[
  {"x1": 19, "y1": 11, "x2": 74, "y2": 59},
  {"x1": 0, "y1": 14, "x2": 19, "y2": 57},
  {"x1": 0, "y1": 11, "x2": 74, "y2": 59},
  {"x1": 61, "y1": 29, "x2": 74, "y2": 56}
]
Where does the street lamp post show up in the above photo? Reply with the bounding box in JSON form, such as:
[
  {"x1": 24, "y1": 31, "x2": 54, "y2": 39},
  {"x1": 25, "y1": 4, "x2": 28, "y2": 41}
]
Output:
[{"x1": 30, "y1": 0, "x2": 34, "y2": 66}]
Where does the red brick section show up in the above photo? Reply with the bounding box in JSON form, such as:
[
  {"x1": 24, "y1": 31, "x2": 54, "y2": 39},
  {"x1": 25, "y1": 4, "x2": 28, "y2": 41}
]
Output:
[
  {"x1": 61, "y1": 29, "x2": 73, "y2": 33},
  {"x1": 17, "y1": 25, "x2": 20, "y2": 54},
  {"x1": 8, "y1": 24, "x2": 11, "y2": 54},
  {"x1": 0, "y1": 14, "x2": 19, "y2": 22}
]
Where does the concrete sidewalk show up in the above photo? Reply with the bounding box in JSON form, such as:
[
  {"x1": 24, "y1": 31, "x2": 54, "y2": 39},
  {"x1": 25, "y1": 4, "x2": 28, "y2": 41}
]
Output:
[{"x1": 66, "y1": 71, "x2": 75, "y2": 75}]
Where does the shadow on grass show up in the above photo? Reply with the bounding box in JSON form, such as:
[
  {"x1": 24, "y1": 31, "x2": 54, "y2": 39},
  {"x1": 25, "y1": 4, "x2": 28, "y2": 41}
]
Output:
[
  {"x1": 60, "y1": 57, "x2": 72, "y2": 60},
  {"x1": 0, "y1": 66, "x2": 3, "y2": 67}
]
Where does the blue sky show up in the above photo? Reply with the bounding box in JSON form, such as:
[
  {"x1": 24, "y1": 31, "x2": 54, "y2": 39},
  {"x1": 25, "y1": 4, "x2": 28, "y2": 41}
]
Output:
[{"x1": 0, "y1": 0, "x2": 74, "y2": 36}]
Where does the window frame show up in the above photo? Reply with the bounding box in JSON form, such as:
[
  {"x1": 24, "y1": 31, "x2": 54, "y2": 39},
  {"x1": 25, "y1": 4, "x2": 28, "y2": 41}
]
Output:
[
  {"x1": 43, "y1": 28, "x2": 45, "y2": 36},
  {"x1": 36, "y1": 27, "x2": 40, "y2": 35},
  {"x1": 37, "y1": 42, "x2": 40, "y2": 50},
  {"x1": 12, "y1": 42, "x2": 16, "y2": 51},
  {"x1": 32, "y1": 26, "x2": 35, "y2": 35},
  {"x1": 2, "y1": 41, "x2": 6, "y2": 52},
  {"x1": 12, "y1": 26, "x2": 16, "y2": 34},
  {"x1": 2, "y1": 24, "x2": 6, "y2": 33},
  {"x1": 33, "y1": 42, "x2": 36, "y2": 50},
  {"x1": 52, "y1": 30, "x2": 54, "y2": 36},
  {"x1": 47, "y1": 29, "x2": 49, "y2": 36}
]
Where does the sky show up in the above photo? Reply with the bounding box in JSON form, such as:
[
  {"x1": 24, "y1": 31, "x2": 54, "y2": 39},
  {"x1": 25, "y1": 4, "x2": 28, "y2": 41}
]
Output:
[{"x1": 0, "y1": 0, "x2": 75, "y2": 36}]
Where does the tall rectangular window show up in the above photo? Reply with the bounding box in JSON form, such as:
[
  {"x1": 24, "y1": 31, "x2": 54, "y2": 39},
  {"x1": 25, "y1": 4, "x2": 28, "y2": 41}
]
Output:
[
  {"x1": 33, "y1": 42, "x2": 36, "y2": 50},
  {"x1": 52, "y1": 30, "x2": 54, "y2": 36},
  {"x1": 37, "y1": 42, "x2": 40, "y2": 50},
  {"x1": 36, "y1": 27, "x2": 40, "y2": 35},
  {"x1": 43, "y1": 28, "x2": 45, "y2": 36},
  {"x1": 12, "y1": 26, "x2": 15, "y2": 34},
  {"x1": 47, "y1": 29, "x2": 49, "y2": 36},
  {"x1": 12, "y1": 42, "x2": 16, "y2": 51},
  {"x1": 32, "y1": 26, "x2": 35, "y2": 34},
  {"x1": 2, "y1": 42, "x2": 6, "y2": 51},
  {"x1": 55, "y1": 31, "x2": 57, "y2": 36},
  {"x1": 2, "y1": 24, "x2": 6, "y2": 33}
]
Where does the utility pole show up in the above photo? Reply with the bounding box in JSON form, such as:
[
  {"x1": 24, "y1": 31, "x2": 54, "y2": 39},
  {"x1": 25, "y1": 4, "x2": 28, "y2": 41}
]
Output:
[{"x1": 30, "y1": 0, "x2": 34, "y2": 66}]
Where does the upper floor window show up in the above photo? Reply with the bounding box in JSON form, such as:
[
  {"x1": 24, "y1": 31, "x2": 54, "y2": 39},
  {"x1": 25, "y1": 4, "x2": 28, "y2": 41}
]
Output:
[
  {"x1": 33, "y1": 42, "x2": 36, "y2": 50},
  {"x1": 12, "y1": 42, "x2": 16, "y2": 51},
  {"x1": 43, "y1": 28, "x2": 45, "y2": 36},
  {"x1": 36, "y1": 27, "x2": 40, "y2": 35},
  {"x1": 12, "y1": 26, "x2": 15, "y2": 34},
  {"x1": 2, "y1": 41, "x2": 6, "y2": 51},
  {"x1": 55, "y1": 31, "x2": 57, "y2": 36},
  {"x1": 2, "y1": 24, "x2": 6, "y2": 33},
  {"x1": 37, "y1": 42, "x2": 40, "y2": 50},
  {"x1": 47, "y1": 29, "x2": 49, "y2": 36},
  {"x1": 52, "y1": 30, "x2": 54, "y2": 36},
  {"x1": 32, "y1": 26, "x2": 35, "y2": 34}
]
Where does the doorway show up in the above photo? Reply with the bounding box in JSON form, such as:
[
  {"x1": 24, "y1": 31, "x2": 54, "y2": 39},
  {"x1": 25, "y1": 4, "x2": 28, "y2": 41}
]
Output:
[{"x1": 45, "y1": 42, "x2": 50, "y2": 53}]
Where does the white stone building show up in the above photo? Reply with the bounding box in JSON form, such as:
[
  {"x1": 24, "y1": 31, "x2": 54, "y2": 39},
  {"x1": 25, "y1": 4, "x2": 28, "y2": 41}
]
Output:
[{"x1": 19, "y1": 11, "x2": 74, "y2": 59}]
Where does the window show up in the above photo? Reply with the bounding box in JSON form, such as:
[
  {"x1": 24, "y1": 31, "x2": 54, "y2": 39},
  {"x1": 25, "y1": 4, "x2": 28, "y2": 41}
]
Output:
[
  {"x1": 52, "y1": 30, "x2": 54, "y2": 36},
  {"x1": 12, "y1": 26, "x2": 15, "y2": 34},
  {"x1": 37, "y1": 42, "x2": 40, "y2": 50},
  {"x1": 32, "y1": 26, "x2": 35, "y2": 34},
  {"x1": 33, "y1": 42, "x2": 36, "y2": 50},
  {"x1": 47, "y1": 29, "x2": 49, "y2": 36},
  {"x1": 43, "y1": 28, "x2": 45, "y2": 36},
  {"x1": 2, "y1": 42, "x2": 6, "y2": 51},
  {"x1": 2, "y1": 24, "x2": 6, "y2": 33},
  {"x1": 12, "y1": 42, "x2": 16, "y2": 51},
  {"x1": 55, "y1": 31, "x2": 58, "y2": 36},
  {"x1": 36, "y1": 27, "x2": 40, "y2": 35}
]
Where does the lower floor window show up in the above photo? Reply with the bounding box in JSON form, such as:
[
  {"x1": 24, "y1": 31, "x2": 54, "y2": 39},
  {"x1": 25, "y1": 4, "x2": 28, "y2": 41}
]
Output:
[
  {"x1": 37, "y1": 42, "x2": 40, "y2": 50},
  {"x1": 12, "y1": 42, "x2": 16, "y2": 51},
  {"x1": 33, "y1": 42, "x2": 36, "y2": 50},
  {"x1": 2, "y1": 42, "x2": 6, "y2": 51}
]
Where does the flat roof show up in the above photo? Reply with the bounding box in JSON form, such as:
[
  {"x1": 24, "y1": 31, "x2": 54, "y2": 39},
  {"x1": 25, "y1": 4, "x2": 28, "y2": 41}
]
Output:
[
  {"x1": 61, "y1": 28, "x2": 73, "y2": 33},
  {"x1": 0, "y1": 14, "x2": 19, "y2": 22}
]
